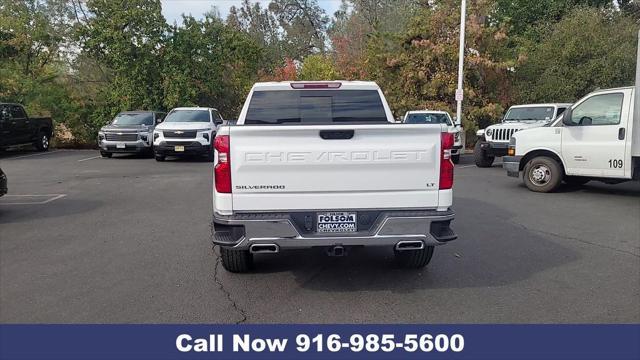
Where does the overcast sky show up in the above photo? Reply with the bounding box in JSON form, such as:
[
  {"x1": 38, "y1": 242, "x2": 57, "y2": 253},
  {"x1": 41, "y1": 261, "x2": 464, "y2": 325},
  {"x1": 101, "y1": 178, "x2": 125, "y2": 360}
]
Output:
[{"x1": 161, "y1": 0, "x2": 342, "y2": 25}]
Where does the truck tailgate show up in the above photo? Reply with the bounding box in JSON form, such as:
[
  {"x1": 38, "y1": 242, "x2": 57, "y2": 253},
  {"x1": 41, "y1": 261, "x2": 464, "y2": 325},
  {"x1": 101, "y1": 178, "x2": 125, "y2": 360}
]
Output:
[{"x1": 229, "y1": 124, "x2": 442, "y2": 211}]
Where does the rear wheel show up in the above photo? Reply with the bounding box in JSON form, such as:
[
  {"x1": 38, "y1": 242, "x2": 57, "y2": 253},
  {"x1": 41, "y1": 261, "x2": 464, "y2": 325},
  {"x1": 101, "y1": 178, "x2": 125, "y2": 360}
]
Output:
[
  {"x1": 34, "y1": 131, "x2": 50, "y2": 151},
  {"x1": 207, "y1": 148, "x2": 215, "y2": 162},
  {"x1": 154, "y1": 153, "x2": 165, "y2": 162},
  {"x1": 451, "y1": 154, "x2": 460, "y2": 164},
  {"x1": 220, "y1": 247, "x2": 253, "y2": 273},
  {"x1": 473, "y1": 141, "x2": 494, "y2": 168},
  {"x1": 564, "y1": 176, "x2": 590, "y2": 185},
  {"x1": 395, "y1": 246, "x2": 434, "y2": 269},
  {"x1": 100, "y1": 151, "x2": 112, "y2": 158},
  {"x1": 523, "y1": 156, "x2": 563, "y2": 193}
]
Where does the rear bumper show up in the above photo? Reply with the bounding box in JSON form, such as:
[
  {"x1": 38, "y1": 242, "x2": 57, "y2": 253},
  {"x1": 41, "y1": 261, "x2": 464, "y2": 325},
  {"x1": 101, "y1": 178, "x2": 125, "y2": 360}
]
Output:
[
  {"x1": 213, "y1": 209, "x2": 456, "y2": 250},
  {"x1": 503, "y1": 156, "x2": 522, "y2": 177}
]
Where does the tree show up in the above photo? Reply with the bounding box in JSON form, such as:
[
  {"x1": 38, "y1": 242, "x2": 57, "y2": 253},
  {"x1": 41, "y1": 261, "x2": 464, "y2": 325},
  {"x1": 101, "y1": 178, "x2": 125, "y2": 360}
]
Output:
[
  {"x1": 0, "y1": 0, "x2": 92, "y2": 143},
  {"x1": 299, "y1": 55, "x2": 338, "y2": 80},
  {"x1": 365, "y1": 0, "x2": 514, "y2": 139},
  {"x1": 514, "y1": 7, "x2": 638, "y2": 104},
  {"x1": 162, "y1": 14, "x2": 263, "y2": 116},
  {"x1": 226, "y1": 0, "x2": 282, "y2": 65},
  {"x1": 269, "y1": 0, "x2": 329, "y2": 60},
  {"x1": 492, "y1": 0, "x2": 613, "y2": 41},
  {"x1": 262, "y1": 58, "x2": 299, "y2": 81},
  {"x1": 76, "y1": 0, "x2": 167, "y2": 128}
]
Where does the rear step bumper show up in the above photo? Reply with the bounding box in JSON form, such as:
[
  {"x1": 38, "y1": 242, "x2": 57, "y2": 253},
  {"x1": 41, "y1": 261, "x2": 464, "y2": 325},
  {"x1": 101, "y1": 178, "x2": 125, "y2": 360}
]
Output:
[{"x1": 213, "y1": 209, "x2": 456, "y2": 251}]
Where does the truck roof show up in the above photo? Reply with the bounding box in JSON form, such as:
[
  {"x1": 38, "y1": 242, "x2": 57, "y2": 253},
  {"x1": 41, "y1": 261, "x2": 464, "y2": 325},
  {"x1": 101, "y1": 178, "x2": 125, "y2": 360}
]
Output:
[
  {"x1": 405, "y1": 110, "x2": 451, "y2": 115},
  {"x1": 509, "y1": 103, "x2": 572, "y2": 109},
  {"x1": 251, "y1": 81, "x2": 380, "y2": 91},
  {"x1": 588, "y1": 86, "x2": 635, "y2": 93},
  {"x1": 169, "y1": 107, "x2": 218, "y2": 111}
]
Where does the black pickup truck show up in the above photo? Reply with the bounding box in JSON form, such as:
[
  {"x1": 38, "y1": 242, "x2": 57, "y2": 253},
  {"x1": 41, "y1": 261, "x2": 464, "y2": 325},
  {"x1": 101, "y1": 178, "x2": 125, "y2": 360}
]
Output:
[{"x1": 0, "y1": 103, "x2": 53, "y2": 151}]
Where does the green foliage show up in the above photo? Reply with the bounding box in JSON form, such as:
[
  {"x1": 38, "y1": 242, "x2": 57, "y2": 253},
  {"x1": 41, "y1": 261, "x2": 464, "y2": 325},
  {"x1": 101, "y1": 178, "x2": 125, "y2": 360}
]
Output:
[
  {"x1": 77, "y1": 0, "x2": 167, "y2": 130},
  {"x1": 514, "y1": 7, "x2": 638, "y2": 104},
  {"x1": 364, "y1": 1, "x2": 513, "y2": 142},
  {"x1": 299, "y1": 55, "x2": 338, "y2": 80},
  {"x1": 492, "y1": 0, "x2": 613, "y2": 39},
  {"x1": 162, "y1": 15, "x2": 263, "y2": 117}
]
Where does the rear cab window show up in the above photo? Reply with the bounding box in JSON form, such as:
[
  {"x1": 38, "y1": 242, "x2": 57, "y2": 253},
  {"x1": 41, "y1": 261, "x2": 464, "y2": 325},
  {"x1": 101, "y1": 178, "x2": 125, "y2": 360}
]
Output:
[
  {"x1": 244, "y1": 90, "x2": 388, "y2": 125},
  {"x1": 404, "y1": 113, "x2": 452, "y2": 126}
]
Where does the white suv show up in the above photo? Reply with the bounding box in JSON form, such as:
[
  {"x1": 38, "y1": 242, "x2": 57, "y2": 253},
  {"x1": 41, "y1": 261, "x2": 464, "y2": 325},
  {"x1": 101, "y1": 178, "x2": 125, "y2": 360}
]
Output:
[
  {"x1": 474, "y1": 103, "x2": 571, "y2": 167},
  {"x1": 153, "y1": 107, "x2": 225, "y2": 161}
]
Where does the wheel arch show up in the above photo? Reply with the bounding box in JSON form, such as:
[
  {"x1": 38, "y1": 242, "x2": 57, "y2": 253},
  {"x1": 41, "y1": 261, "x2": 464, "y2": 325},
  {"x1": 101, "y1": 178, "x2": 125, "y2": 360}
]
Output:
[
  {"x1": 39, "y1": 126, "x2": 53, "y2": 137},
  {"x1": 520, "y1": 149, "x2": 566, "y2": 172}
]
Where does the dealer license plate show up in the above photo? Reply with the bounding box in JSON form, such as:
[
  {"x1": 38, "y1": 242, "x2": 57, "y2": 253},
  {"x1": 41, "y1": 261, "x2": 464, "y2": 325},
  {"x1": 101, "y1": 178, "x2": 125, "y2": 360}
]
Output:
[
  {"x1": 317, "y1": 212, "x2": 357, "y2": 233},
  {"x1": 174, "y1": 145, "x2": 185, "y2": 152}
]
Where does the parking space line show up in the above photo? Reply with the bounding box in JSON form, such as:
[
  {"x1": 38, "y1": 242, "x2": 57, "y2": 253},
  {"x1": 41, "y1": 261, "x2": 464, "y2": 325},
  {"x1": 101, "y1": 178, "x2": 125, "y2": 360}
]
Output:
[
  {"x1": 3, "y1": 150, "x2": 63, "y2": 160},
  {"x1": 78, "y1": 155, "x2": 102, "y2": 162},
  {"x1": 0, "y1": 194, "x2": 67, "y2": 205}
]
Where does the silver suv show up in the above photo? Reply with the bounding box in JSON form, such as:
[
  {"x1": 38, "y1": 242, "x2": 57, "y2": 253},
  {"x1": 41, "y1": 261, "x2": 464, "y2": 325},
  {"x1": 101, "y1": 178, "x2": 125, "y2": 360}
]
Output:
[{"x1": 98, "y1": 111, "x2": 165, "y2": 158}]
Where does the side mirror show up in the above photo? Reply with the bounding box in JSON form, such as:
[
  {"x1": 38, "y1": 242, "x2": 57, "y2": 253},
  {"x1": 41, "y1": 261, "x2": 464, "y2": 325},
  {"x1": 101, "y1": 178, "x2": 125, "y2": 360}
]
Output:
[
  {"x1": 562, "y1": 108, "x2": 574, "y2": 126},
  {"x1": 155, "y1": 117, "x2": 163, "y2": 124},
  {"x1": 453, "y1": 116, "x2": 462, "y2": 127},
  {"x1": 214, "y1": 119, "x2": 223, "y2": 126}
]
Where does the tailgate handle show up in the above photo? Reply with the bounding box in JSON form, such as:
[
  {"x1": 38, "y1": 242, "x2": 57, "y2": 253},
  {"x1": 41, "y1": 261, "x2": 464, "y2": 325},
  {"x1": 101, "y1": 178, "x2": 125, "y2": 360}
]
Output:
[{"x1": 319, "y1": 130, "x2": 354, "y2": 140}]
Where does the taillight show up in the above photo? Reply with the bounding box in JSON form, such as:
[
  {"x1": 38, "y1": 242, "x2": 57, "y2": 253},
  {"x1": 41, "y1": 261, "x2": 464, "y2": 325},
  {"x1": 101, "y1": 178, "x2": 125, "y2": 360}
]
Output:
[
  {"x1": 439, "y1": 132, "x2": 454, "y2": 190},
  {"x1": 214, "y1": 135, "x2": 231, "y2": 193}
]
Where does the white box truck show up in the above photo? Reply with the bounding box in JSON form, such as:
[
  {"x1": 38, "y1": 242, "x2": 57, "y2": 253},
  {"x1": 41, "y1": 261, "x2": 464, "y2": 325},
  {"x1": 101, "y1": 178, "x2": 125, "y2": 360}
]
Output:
[{"x1": 503, "y1": 32, "x2": 640, "y2": 192}]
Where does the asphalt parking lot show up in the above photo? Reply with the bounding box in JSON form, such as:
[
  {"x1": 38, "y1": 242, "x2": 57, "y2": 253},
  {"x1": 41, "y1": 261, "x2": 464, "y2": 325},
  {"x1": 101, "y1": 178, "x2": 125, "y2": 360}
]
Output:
[{"x1": 0, "y1": 149, "x2": 638, "y2": 324}]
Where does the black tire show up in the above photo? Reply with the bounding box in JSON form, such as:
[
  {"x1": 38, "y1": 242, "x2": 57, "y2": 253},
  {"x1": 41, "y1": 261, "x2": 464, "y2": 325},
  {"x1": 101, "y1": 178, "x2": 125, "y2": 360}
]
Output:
[
  {"x1": 145, "y1": 147, "x2": 154, "y2": 158},
  {"x1": 451, "y1": 154, "x2": 460, "y2": 164},
  {"x1": 34, "y1": 131, "x2": 50, "y2": 151},
  {"x1": 207, "y1": 149, "x2": 215, "y2": 162},
  {"x1": 154, "y1": 153, "x2": 165, "y2": 162},
  {"x1": 100, "y1": 151, "x2": 112, "y2": 158},
  {"x1": 522, "y1": 156, "x2": 563, "y2": 193},
  {"x1": 395, "y1": 246, "x2": 434, "y2": 269},
  {"x1": 564, "y1": 176, "x2": 590, "y2": 186},
  {"x1": 220, "y1": 247, "x2": 253, "y2": 273},
  {"x1": 473, "y1": 141, "x2": 494, "y2": 168}
]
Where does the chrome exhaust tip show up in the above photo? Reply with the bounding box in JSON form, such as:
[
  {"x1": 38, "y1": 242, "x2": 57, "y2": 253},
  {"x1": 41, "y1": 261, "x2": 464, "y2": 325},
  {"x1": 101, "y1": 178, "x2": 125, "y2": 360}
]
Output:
[
  {"x1": 395, "y1": 241, "x2": 425, "y2": 251},
  {"x1": 249, "y1": 244, "x2": 279, "y2": 254}
]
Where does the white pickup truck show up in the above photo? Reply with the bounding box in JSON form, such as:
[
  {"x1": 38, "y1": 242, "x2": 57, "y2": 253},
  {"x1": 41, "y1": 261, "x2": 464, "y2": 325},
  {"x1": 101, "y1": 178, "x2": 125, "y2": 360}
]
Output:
[
  {"x1": 402, "y1": 110, "x2": 464, "y2": 163},
  {"x1": 212, "y1": 81, "x2": 457, "y2": 272}
]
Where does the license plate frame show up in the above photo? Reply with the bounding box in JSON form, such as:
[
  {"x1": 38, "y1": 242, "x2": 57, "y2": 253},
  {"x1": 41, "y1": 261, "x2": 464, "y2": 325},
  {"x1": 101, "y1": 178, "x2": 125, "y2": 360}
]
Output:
[
  {"x1": 174, "y1": 145, "x2": 185, "y2": 152},
  {"x1": 116, "y1": 143, "x2": 125, "y2": 149},
  {"x1": 317, "y1": 212, "x2": 357, "y2": 233}
]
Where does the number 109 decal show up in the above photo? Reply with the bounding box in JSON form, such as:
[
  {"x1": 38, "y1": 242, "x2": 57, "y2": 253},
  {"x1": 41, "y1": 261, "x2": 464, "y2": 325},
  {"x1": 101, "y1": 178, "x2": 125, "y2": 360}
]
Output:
[{"x1": 608, "y1": 159, "x2": 623, "y2": 168}]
